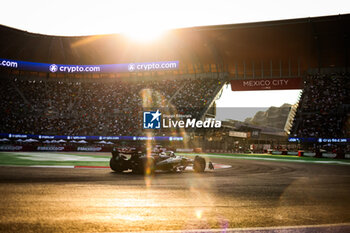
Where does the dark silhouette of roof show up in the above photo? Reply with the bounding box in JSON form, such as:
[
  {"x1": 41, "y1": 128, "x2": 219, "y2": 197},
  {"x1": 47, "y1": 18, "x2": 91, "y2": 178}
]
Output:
[{"x1": 1, "y1": 14, "x2": 349, "y2": 74}]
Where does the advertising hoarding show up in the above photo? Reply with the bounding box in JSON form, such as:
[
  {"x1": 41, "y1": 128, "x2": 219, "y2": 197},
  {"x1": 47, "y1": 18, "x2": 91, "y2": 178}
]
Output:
[{"x1": 230, "y1": 78, "x2": 303, "y2": 91}]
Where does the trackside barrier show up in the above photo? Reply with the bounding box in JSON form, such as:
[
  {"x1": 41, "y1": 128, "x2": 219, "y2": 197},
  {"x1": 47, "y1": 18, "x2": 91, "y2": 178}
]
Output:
[
  {"x1": 0, "y1": 145, "x2": 111, "y2": 152},
  {"x1": 194, "y1": 148, "x2": 202, "y2": 153},
  {"x1": 176, "y1": 148, "x2": 194, "y2": 153},
  {"x1": 1, "y1": 146, "x2": 349, "y2": 158}
]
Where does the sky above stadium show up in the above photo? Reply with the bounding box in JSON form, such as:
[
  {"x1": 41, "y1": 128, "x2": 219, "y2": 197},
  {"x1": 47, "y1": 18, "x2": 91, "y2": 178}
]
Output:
[
  {"x1": 0, "y1": 0, "x2": 348, "y2": 121},
  {"x1": 0, "y1": 0, "x2": 349, "y2": 37},
  {"x1": 215, "y1": 86, "x2": 301, "y2": 121}
]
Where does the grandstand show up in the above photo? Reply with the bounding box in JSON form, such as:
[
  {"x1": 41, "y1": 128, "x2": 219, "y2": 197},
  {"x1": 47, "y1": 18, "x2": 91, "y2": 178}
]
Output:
[
  {"x1": 0, "y1": 14, "x2": 349, "y2": 154},
  {"x1": 0, "y1": 74, "x2": 223, "y2": 136},
  {"x1": 290, "y1": 73, "x2": 349, "y2": 139}
]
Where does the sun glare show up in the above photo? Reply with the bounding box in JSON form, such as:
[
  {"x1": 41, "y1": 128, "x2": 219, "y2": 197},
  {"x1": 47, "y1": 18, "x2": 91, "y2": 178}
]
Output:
[{"x1": 122, "y1": 27, "x2": 166, "y2": 43}]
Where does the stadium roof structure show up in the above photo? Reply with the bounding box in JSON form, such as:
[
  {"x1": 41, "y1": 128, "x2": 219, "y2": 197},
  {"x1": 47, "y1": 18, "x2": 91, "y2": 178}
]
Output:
[{"x1": 0, "y1": 14, "x2": 349, "y2": 76}]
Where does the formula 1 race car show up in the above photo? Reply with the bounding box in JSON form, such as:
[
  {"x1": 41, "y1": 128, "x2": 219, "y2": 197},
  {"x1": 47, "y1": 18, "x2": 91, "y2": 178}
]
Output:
[{"x1": 109, "y1": 147, "x2": 213, "y2": 174}]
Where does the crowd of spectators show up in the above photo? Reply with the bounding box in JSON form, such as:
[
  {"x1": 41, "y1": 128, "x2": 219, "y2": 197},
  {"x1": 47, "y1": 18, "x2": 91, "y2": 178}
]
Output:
[
  {"x1": 291, "y1": 73, "x2": 350, "y2": 138},
  {"x1": 172, "y1": 78, "x2": 220, "y2": 118},
  {"x1": 0, "y1": 75, "x2": 222, "y2": 136}
]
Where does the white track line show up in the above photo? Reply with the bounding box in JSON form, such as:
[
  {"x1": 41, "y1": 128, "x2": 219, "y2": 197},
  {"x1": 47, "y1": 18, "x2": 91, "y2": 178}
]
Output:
[
  {"x1": 29, "y1": 165, "x2": 75, "y2": 168},
  {"x1": 119, "y1": 223, "x2": 350, "y2": 233},
  {"x1": 178, "y1": 153, "x2": 350, "y2": 166},
  {"x1": 0, "y1": 165, "x2": 74, "y2": 168}
]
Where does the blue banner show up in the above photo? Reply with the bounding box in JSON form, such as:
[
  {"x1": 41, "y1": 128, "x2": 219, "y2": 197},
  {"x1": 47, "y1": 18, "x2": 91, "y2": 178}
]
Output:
[
  {"x1": 0, "y1": 58, "x2": 179, "y2": 73},
  {"x1": 288, "y1": 137, "x2": 349, "y2": 143},
  {"x1": 0, "y1": 133, "x2": 183, "y2": 141}
]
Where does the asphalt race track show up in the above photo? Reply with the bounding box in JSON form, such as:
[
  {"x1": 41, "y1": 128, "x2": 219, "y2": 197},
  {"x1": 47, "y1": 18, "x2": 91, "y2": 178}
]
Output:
[{"x1": 0, "y1": 156, "x2": 350, "y2": 232}]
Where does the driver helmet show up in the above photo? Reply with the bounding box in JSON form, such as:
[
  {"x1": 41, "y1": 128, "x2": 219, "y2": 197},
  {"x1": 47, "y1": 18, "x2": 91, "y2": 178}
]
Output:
[
  {"x1": 159, "y1": 152, "x2": 167, "y2": 158},
  {"x1": 168, "y1": 151, "x2": 175, "y2": 157}
]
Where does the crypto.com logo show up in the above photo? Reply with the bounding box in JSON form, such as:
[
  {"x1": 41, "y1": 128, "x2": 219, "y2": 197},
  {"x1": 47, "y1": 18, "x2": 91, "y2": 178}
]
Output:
[
  {"x1": 143, "y1": 110, "x2": 161, "y2": 129},
  {"x1": 49, "y1": 64, "x2": 58, "y2": 73},
  {"x1": 128, "y1": 63, "x2": 135, "y2": 72}
]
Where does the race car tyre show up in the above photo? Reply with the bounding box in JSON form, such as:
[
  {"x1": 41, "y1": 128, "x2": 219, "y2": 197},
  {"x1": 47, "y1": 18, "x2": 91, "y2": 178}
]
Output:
[
  {"x1": 193, "y1": 156, "x2": 206, "y2": 173},
  {"x1": 109, "y1": 157, "x2": 124, "y2": 172},
  {"x1": 134, "y1": 157, "x2": 155, "y2": 175}
]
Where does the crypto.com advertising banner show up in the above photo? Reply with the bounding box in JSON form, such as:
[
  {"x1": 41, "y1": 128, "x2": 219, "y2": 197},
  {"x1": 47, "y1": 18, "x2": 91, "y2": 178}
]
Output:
[
  {"x1": 230, "y1": 78, "x2": 303, "y2": 91},
  {"x1": 0, "y1": 58, "x2": 179, "y2": 73}
]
